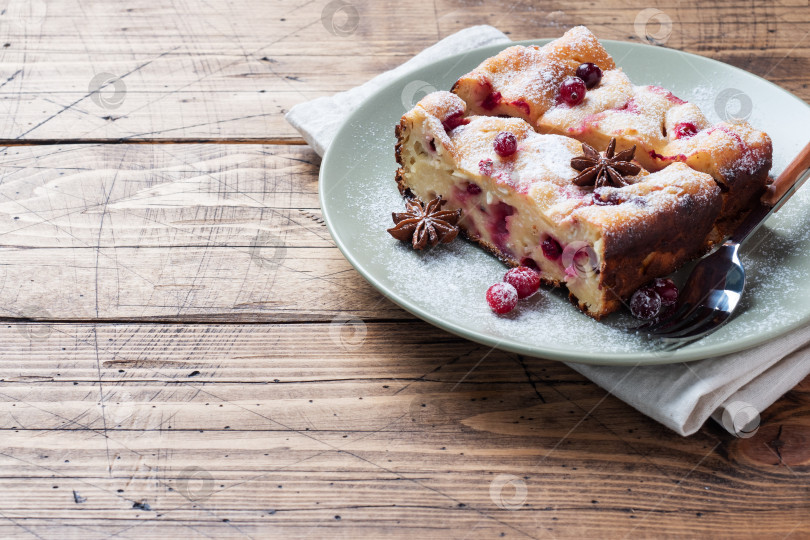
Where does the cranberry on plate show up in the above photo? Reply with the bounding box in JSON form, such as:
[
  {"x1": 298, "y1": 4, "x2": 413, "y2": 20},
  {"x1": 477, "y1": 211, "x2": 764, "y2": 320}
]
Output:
[
  {"x1": 630, "y1": 279, "x2": 679, "y2": 320},
  {"x1": 504, "y1": 266, "x2": 541, "y2": 299},
  {"x1": 486, "y1": 282, "x2": 519, "y2": 314},
  {"x1": 629, "y1": 286, "x2": 662, "y2": 320}
]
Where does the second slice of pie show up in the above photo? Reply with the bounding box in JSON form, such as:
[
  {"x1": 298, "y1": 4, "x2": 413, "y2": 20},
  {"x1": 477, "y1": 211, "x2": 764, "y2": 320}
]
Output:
[{"x1": 452, "y1": 26, "x2": 772, "y2": 237}]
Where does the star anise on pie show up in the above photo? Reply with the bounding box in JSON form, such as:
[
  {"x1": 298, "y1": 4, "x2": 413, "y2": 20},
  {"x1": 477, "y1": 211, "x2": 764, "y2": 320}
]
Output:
[
  {"x1": 387, "y1": 196, "x2": 461, "y2": 250},
  {"x1": 570, "y1": 138, "x2": 641, "y2": 188}
]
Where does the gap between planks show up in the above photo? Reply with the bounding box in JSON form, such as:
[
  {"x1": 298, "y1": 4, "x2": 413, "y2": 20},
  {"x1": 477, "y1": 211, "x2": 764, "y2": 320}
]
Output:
[
  {"x1": 0, "y1": 318, "x2": 415, "y2": 325},
  {"x1": 0, "y1": 138, "x2": 307, "y2": 146}
]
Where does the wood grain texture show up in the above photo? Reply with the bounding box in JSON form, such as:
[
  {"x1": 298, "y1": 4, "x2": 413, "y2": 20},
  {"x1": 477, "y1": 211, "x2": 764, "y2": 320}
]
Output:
[
  {"x1": 0, "y1": 144, "x2": 409, "y2": 322},
  {"x1": 1, "y1": 0, "x2": 810, "y2": 538},
  {"x1": 0, "y1": 0, "x2": 806, "y2": 141},
  {"x1": 1, "y1": 323, "x2": 809, "y2": 539}
]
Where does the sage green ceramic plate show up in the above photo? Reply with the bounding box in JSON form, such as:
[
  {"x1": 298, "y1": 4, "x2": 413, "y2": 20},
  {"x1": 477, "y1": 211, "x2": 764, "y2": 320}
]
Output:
[{"x1": 319, "y1": 39, "x2": 810, "y2": 365}]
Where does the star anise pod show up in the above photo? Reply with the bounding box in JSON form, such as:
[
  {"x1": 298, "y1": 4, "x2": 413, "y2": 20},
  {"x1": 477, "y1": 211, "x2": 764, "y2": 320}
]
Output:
[
  {"x1": 387, "y1": 196, "x2": 461, "y2": 250},
  {"x1": 570, "y1": 138, "x2": 641, "y2": 188}
]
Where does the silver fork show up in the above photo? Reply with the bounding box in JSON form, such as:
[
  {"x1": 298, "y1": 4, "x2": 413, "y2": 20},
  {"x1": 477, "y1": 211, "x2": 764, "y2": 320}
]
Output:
[{"x1": 642, "y1": 141, "x2": 810, "y2": 342}]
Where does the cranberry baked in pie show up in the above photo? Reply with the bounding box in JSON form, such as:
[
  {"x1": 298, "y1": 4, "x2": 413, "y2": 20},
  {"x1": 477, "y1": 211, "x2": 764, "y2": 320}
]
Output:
[
  {"x1": 452, "y1": 26, "x2": 772, "y2": 236},
  {"x1": 395, "y1": 92, "x2": 721, "y2": 318}
]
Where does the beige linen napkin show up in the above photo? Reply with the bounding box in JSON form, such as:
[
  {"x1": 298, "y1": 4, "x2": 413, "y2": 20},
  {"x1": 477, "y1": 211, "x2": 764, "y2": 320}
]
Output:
[{"x1": 285, "y1": 26, "x2": 810, "y2": 436}]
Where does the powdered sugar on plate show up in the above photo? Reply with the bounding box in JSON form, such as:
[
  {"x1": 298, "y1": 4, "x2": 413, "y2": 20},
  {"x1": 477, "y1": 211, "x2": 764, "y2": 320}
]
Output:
[
  {"x1": 342, "y1": 154, "x2": 810, "y2": 359},
  {"x1": 324, "y1": 38, "x2": 810, "y2": 362}
]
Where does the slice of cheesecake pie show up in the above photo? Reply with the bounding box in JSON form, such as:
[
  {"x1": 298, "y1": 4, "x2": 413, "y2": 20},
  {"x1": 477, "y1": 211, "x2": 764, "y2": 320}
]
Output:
[
  {"x1": 395, "y1": 91, "x2": 722, "y2": 318},
  {"x1": 452, "y1": 26, "x2": 772, "y2": 237}
]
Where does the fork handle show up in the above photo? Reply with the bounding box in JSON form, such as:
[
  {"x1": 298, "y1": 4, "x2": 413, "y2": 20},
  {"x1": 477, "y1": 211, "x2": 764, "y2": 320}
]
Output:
[
  {"x1": 728, "y1": 141, "x2": 810, "y2": 245},
  {"x1": 761, "y1": 140, "x2": 810, "y2": 208}
]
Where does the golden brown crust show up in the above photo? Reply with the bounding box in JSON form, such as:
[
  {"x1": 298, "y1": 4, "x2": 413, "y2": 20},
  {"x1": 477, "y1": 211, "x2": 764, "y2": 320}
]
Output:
[
  {"x1": 451, "y1": 27, "x2": 773, "y2": 243},
  {"x1": 567, "y1": 292, "x2": 618, "y2": 321},
  {"x1": 598, "y1": 208, "x2": 718, "y2": 303},
  {"x1": 453, "y1": 27, "x2": 615, "y2": 125}
]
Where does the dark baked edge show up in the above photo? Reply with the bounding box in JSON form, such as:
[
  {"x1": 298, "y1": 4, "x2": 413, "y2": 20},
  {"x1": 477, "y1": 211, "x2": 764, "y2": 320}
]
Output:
[{"x1": 713, "y1": 154, "x2": 773, "y2": 237}]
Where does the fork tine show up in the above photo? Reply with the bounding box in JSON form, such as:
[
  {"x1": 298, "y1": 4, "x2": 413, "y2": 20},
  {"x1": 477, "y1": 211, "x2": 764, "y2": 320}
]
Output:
[
  {"x1": 655, "y1": 307, "x2": 721, "y2": 339},
  {"x1": 650, "y1": 305, "x2": 714, "y2": 338},
  {"x1": 637, "y1": 302, "x2": 693, "y2": 333},
  {"x1": 645, "y1": 303, "x2": 705, "y2": 335},
  {"x1": 663, "y1": 310, "x2": 731, "y2": 341}
]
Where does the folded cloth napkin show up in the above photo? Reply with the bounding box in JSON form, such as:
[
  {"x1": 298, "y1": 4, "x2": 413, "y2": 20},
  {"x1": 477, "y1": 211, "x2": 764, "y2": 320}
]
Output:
[{"x1": 285, "y1": 25, "x2": 810, "y2": 436}]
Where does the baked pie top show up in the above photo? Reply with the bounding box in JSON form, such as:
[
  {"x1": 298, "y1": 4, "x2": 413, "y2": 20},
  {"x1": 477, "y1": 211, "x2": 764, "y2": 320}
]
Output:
[
  {"x1": 452, "y1": 26, "x2": 772, "y2": 186},
  {"x1": 452, "y1": 26, "x2": 616, "y2": 124},
  {"x1": 408, "y1": 91, "x2": 721, "y2": 229}
]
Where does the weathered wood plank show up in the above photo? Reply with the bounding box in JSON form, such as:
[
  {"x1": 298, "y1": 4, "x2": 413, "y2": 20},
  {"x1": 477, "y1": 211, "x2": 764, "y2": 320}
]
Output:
[
  {"x1": 0, "y1": 322, "x2": 808, "y2": 539},
  {"x1": 0, "y1": 0, "x2": 807, "y2": 141},
  {"x1": 0, "y1": 144, "x2": 324, "y2": 248},
  {"x1": 0, "y1": 245, "x2": 411, "y2": 321},
  {"x1": 2, "y1": 1, "x2": 810, "y2": 538},
  {"x1": 0, "y1": 144, "x2": 411, "y2": 321}
]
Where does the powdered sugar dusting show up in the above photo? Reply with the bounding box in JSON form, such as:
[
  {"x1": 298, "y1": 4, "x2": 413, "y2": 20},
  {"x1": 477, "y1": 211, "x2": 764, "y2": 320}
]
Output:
[
  {"x1": 454, "y1": 26, "x2": 615, "y2": 122},
  {"x1": 519, "y1": 134, "x2": 581, "y2": 180},
  {"x1": 326, "y1": 28, "x2": 810, "y2": 361},
  {"x1": 336, "y1": 138, "x2": 810, "y2": 358},
  {"x1": 450, "y1": 116, "x2": 583, "y2": 196}
]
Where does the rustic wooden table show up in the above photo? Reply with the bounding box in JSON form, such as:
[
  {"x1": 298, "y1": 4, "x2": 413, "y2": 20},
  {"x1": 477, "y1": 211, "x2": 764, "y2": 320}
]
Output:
[{"x1": 1, "y1": 1, "x2": 809, "y2": 538}]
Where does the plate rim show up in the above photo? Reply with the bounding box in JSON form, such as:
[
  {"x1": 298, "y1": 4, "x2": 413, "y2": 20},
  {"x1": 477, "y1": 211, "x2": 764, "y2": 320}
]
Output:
[{"x1": 319, "y1": 37, "x2": 810, "y2": 366}]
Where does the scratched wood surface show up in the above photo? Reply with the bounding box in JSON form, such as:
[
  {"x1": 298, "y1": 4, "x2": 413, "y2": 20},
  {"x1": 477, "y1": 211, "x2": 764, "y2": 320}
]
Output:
[
  {"x1": 0, "y1": 0, "x2": 806, "y2": 142},
  {"x1": 1, "y1": 0, "x2": 809, "y2": 539}
]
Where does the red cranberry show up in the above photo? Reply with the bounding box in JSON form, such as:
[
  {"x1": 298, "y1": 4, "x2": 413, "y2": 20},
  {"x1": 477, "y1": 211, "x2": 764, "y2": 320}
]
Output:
[
  {"x1": 673, "y1": 122, "x2": 699, "y2": 139},
  {"x1": 482, "y1": 91, "x2": 502, "y2": 110},
  {"x1": 519, "y1": 257, "x2": 539, "y2": 271},
  {"x1": 541, "y1": 238, "x2": 562, "y2": 261},
  {"x1": 486, "y1": 282, "x2": 518, "y2": 314},
  {"x1": 504, "y1": 266, "x2": 541, "y2": 299},
  {"x1": 490, "y1": 201, "x2": 515, "y2": 255},
  {"x1": 575, "y1": 63, "x2": 602, "y2": 89},
  {"x1": 442, "y1": 111, "x2": 469, "y2": 131},
  {"x1": 467, "y1": 182, "x2": 482, "y2": 195},
  {"x1": 511, "y1": 99, "x2": 531, "y2": 116},
  {"x1": 558, "y1": 76, "x2": 586, "y2": 106},
  {"x1": 653, "y1": 278, "x2": 678, "y2": 306},
  {"x1": 493, "y1": 132, "x2": 517, "y2": 157},
  {"x1": 629, "y1": 286, "x2": 662, "y2": 320},
  {"x1": 478, "y1": 159, "x2": 494, "y2": 176}
]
